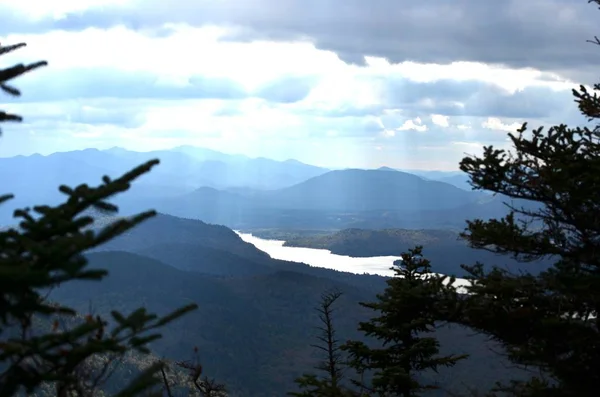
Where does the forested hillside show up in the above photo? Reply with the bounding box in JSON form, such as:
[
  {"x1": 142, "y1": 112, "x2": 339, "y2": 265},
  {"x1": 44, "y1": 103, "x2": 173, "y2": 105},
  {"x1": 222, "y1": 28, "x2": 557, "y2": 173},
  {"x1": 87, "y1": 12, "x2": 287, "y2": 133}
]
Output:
[
  {"x1": 277, "y1": 228, "x2": 554, "y2": 276},
  {"x1": 46, "y1": 249, "x2": 527, "y2": 396}
]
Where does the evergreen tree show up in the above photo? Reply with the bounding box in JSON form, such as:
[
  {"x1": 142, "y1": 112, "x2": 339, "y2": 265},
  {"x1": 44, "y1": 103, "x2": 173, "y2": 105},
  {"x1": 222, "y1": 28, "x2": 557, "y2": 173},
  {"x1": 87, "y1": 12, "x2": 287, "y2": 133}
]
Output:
[
  {"x1": 0, "y1": 42, "x2": 197, "y2": 396},
  {"x1": 289, "y1": 289, "x2": 351, "y2": 397},
  {"x1": 455, "y1": 3, "x2": 600, "y2": 394},
  {"x1": 341, "y1": 247, "x2": 466, "y2": 397},
  {"x1": 0, "y1": 43, "x2": 47, "y2": 132}
]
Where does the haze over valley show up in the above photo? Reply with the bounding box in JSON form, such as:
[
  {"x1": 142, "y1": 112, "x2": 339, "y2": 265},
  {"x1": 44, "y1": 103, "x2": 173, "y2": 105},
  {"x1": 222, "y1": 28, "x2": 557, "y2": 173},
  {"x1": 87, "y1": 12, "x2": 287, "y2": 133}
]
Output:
[{"x1": 0, "y1": 146, "x2": 522, "y2": 230}]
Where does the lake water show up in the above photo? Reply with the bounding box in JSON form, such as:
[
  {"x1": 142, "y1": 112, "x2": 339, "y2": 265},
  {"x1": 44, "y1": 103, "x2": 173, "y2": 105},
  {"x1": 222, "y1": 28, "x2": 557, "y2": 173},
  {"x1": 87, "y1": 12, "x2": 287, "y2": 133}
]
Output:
[
  {"x1": 235, "y1": 231, "x2": 471, "y2": 293},
  {"x1": 235, "y1": 231, "x2": 402, "y2": 276}
]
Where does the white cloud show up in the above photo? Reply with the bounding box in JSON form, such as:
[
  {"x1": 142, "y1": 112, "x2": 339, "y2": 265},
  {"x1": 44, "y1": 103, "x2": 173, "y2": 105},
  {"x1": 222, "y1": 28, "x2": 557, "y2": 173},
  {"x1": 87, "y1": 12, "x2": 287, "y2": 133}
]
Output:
[
  {"x1": 481, "y1": 117, "x2": 523, "y2": 133},
  {"x1": 396, "y1": 117, "x2": 427, "y2": 132},
  {"x1": 4, "y1": 25, "x2": 344, "y2": 91},
  {"x1": 431, "y1": 114, "x2": 449, "y2": 127},
  {"x1": 363, "y1": 57, "x2": 577, "y2": 94},
  {"x1": 452, "y1": 141, "x2": 484, "y2": 149}
]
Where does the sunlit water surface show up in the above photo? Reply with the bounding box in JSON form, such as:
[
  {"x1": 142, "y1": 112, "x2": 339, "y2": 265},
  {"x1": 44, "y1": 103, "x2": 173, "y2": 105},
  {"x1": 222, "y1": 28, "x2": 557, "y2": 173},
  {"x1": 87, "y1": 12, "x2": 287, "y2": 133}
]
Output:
[{"x1": 235, "y1": 231, "x2": 470, "y2": 293}]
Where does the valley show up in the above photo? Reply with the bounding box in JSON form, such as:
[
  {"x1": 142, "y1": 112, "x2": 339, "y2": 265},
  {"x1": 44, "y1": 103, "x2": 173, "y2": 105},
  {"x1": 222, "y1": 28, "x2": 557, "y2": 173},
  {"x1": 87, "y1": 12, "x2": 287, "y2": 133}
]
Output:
[
  {"x1": 1, "y1": 147, "x2": 546, "y2": 396},
  {"x1": 48, "y1": 212, "x2": 530, "y2": 396}
]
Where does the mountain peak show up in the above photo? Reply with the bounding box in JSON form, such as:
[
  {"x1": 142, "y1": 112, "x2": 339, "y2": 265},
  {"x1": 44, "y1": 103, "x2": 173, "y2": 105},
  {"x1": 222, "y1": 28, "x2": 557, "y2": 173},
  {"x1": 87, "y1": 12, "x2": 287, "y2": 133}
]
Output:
[{"x1": 105, "y1": 146, "x2": 128, "y2": 153}]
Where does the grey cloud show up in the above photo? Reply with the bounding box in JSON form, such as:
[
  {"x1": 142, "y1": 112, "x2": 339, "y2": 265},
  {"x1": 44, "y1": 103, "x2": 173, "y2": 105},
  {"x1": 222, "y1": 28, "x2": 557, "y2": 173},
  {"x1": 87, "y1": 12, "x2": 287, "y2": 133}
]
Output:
[
  {"x1": 62, "y1": 105, "x2": 145, "y2": 128},
  {"x1": 2, "y1": 99, "x2": 148, "y2": 129},
  {"x1": 42, "y1": 109, "x2": 144, "y2": 128},
  {"x1": 3, "y1": 68, "x2": 319, "y2": 105},
  {"x1": 462, "y1": 86, "x2": 572, "y2": 119},
  {"x1": 253, "y1": 75, "x2": 317, "y2": 103},
  {"x1": 378, "y1": 120, "x2": 505, "y2": 148},
  {"x1": 73, "y1": 107, "x2": 144, "y2": 127},
  {"x1": 381, "y1": 78, "x2": 582, "y2": 121},
  {"x1": 382, "y1": 78, "x2": 488, "y2": 106},
  {"x1": 286, "y1": 77, "x2": 585, "y2": 125},
  {"x1": 6, "y1": 68, "x2": 247, "y2": 102},
  {"x1": 299, "y1": 104, "x2": 386, "y2": 118},
  {"x1": 4, "y1": 0, "x2": 599, "y2": 82}
]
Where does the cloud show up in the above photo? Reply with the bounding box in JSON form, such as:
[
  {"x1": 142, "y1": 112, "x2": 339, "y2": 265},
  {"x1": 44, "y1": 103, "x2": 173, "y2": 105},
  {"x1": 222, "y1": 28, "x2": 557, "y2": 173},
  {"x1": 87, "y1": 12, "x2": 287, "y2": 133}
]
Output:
[
  {"x1": 0, "y1": 1, "x2": 597, "y2": 170},
  {"x1": 3, "y1": 0, "x2": 598, "y2": 82},
  {"x1": 396, "y1": 118, "x2": 427, "y2": 133},
  {"x1": 253, "y1": 75, "x2": 318, "y2": 103},
  {"x1": 431, "y1": 114, "x2": 449, "y2": 128},
  {"x1": 379, "y1": 76, "x2": 582, "y2": 120},
  {"x1": 7, "y1": 68, "x2": 248, "y2": 103},
  {"x1": 481, "y1": 117, "x2": 524, "y2": 133}
]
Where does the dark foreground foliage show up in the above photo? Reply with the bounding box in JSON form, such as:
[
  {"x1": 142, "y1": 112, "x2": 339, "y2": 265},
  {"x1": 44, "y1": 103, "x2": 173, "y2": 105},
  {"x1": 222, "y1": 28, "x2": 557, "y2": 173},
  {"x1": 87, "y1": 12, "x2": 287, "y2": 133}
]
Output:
[{"x1": 454, "y1": 5, "x2": 600, "y2": 395}]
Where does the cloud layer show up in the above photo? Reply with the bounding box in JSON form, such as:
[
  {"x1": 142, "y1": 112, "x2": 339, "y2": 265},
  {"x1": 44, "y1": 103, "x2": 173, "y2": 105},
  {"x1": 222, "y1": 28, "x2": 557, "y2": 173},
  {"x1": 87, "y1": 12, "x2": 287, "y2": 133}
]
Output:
[{"x1": 0, "y1": 0, "x2": 597, "y2": 170}]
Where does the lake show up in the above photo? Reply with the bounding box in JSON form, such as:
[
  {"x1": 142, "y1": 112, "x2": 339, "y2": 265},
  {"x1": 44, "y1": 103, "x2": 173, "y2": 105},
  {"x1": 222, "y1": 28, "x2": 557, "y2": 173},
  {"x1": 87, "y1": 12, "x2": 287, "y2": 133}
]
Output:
[{"x1": 235, "y1": 231, "x2": 471, "y2": 292}]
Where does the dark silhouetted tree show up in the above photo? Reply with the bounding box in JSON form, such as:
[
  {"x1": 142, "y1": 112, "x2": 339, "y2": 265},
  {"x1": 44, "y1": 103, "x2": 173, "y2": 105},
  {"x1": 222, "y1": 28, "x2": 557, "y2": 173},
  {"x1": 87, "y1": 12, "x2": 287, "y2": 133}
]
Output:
[
  {"x1": 0, "y1": 42, "x2": 197, "y2": 396},
  {"x1": 289, "y1": 289, "x2": 352, "y2": 397},
  {"x1": 342, "y1": 247, "x2": 466, "y2": 397},
  {"x1": 455, "y1": 2, "x2": 600, "y2": 395},
  {"x1": 0, "y1": 42, "x2": 46, "y2": 132}
]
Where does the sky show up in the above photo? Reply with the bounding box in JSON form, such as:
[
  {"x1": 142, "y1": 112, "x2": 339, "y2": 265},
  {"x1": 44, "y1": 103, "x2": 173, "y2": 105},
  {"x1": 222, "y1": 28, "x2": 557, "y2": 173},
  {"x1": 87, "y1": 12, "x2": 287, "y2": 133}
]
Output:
[{"x1": 0, "y1": 0, "x2": 598, "y2": 170}]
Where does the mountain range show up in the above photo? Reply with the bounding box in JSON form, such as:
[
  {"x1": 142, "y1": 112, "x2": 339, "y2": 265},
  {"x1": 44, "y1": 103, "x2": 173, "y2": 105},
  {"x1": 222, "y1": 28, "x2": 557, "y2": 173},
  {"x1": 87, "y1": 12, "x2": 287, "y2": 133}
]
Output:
[
  {"x1": 4, "y1": 145, "x2": 327, "y2": 191},
  {"x1": 143, "y1": 177, "x2": 529, "y2": 231},
  {"x1": 0, "y1": 146, "x2": 327, "y2": 223},
  {"x1": 1, "y1": 146, "x2": 540, "y2": 233}
]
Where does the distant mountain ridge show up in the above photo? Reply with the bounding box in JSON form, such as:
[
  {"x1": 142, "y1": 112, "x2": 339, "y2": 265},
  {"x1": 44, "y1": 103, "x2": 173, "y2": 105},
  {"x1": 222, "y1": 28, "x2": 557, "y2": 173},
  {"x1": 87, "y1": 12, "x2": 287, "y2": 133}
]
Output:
[
  {"x1": 0, "y1": 146, "x2": 329, "y2": 225},
  {"x1": 137, "y1": 168, "x2": 505, "y2": 230},
  {"x1": 0, "y1": 146, "x2": 507, "y2": 230},
  {"x1": 264, "y1": 169, "x2": 479, "y2": 211},
  {"x1": 3, "y1": 146, "x2": 328, "y2": 190}
]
